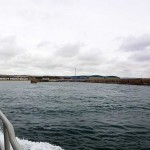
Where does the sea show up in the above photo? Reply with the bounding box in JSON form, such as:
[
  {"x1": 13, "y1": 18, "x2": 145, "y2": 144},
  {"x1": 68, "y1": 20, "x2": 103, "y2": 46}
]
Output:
[{"x1": 0, "y1": 81, "x2": 150, "y2": 150}]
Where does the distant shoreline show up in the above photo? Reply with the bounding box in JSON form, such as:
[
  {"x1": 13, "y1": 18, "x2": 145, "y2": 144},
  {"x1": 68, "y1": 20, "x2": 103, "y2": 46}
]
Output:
[
  {"x1": 86, "y1": 78, "x2": 150, "y2": 86},
  {"x1": 0, "y1": 75, "x2": 150, "y2": 86}
]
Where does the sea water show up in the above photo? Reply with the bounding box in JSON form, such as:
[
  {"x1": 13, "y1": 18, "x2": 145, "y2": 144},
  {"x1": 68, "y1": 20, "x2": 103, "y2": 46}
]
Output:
[{"x1": 0, "y1": 81, "x2": 150, "y2": 150}]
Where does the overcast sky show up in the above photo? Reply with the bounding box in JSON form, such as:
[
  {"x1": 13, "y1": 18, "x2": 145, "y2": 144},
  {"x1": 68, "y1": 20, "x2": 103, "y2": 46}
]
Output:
[{"x1": 0, "y1": 0, "x2": 150, "y2": 77}]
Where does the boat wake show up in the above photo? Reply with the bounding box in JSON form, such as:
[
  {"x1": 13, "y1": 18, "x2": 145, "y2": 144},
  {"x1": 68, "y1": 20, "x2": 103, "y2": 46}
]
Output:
[{"x1": 0, "y1": 130, "x2": 64, "y2": 150}]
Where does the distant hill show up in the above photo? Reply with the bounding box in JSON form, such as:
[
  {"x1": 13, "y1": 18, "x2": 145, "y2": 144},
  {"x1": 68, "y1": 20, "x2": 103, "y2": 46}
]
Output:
[
  {"x1": 64, "y1": 75, "x2": 120, "y2": 79},
  {"x1": 89, "y1": 75, "x2": 104, "y2": 77},
  {"x1": 104, "y1": 76, "x2": 120, "y2": 79}
]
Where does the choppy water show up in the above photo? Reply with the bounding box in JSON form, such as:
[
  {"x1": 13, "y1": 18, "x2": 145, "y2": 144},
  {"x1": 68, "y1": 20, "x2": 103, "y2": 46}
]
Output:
[{"x1": 0, "y1": 81, "x2": 150, "y2": 150}]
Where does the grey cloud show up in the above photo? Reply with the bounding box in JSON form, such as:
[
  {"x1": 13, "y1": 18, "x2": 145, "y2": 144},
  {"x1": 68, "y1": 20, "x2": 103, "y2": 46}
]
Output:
[
  {"x1": 13, "y1": 51, "x2": 66, "y2": 70},
  {"x1": 114, "y1": 34, "x2": 150, "y2": 77},
  {"x1": 79, "y1": 48, "x2": 102, "y2": 61},
  {"x1": 14, "y1": 52, "x2": 35, "y2": 64},
  {"x1": 56, "y1": 43, "x2": 81, "y2": 57},
  {"x1": 120, "y1": 35, "x2": 150, "y2": 51},
  {"x1": 37, "y1": 41, "x2": 50, "y2": 48},
  {"x1": 28, "y1": 45, "x2": 104, "y2": 72},
  {"x1": 76, "y1": 48, "x2": 104, "y2": 68},
  {"x1": 0, "y1": 36, "x2": 23, "y2": 58},
  {"x1": 129, "y1": 51, "x2": 150, "y2": 62}
]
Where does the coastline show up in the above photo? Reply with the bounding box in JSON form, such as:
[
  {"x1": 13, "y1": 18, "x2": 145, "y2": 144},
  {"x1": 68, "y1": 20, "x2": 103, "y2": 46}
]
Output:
[
  {"x1": 85, "y1": 78, "x2": 150, "y2": 86},
  {"x1": 0, "y1": 75, "x2": 150, "y2": 86}
]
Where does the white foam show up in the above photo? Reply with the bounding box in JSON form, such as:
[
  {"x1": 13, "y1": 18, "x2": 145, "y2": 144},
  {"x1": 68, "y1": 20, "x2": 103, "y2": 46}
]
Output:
[{"x1": 0, "y1": 130, "x2": 64, "y2": 150}]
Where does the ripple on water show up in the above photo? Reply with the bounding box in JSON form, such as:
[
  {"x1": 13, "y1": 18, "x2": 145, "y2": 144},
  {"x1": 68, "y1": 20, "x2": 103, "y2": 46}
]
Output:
[{"x1": 0, "y1": 81, "x2": 150, "y2": 150}]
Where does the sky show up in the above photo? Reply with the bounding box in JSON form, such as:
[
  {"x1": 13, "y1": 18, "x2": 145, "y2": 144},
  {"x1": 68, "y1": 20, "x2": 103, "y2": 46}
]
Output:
[{"x1": 0, "y1": 0, "x2": 150, "y2": 77}]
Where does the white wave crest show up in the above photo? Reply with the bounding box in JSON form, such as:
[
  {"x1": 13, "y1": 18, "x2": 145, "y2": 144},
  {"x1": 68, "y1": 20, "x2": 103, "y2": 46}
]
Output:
[{"x1": 0, "y1": 130, "x2": 64, "y2": 150}]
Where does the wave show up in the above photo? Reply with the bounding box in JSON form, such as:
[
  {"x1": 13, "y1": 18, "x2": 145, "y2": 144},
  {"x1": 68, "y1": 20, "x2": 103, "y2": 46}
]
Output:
[{"x1": 0, "y1": 130, "x2": 64, "y2": 150}]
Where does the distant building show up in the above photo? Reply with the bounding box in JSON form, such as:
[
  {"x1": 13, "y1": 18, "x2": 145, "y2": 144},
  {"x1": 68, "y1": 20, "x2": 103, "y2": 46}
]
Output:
[
  {"x1": 9, "y1": 78, "x2": 28, "y2": 81},
  {"x1": 0, "y1": 78, "x2": 9, "y2": 80},
  {"x1": 42, "y1": 78, "x2": 50, "y2": 82}
]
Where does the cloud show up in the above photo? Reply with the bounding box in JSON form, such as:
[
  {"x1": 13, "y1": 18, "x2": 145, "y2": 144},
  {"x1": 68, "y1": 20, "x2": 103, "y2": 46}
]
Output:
[
  {"x1": 0, "y1": 34, "x2": 149, "y2": 77},
  {"x1": 36, "y1": 41, "x2": 50, "y2": 48},
  {"x1": 120, "y1": 34, "x2": 150, "y2": 51},
  {"x1": 76, "y1": 48, "x2": 105, "y2": 67},
  {"x1": 129, "y1": 50, "x2": 150, "y2": 62},
  {"x1": 19, "y1": 44, "x2": 105, "y2": 75},
  {"x1": 0, "y1": 36, "x2": 23, "y2": 58},
  {"x1": 55, "y1": 43, "x2": 81, "y2": 57},
  {"x1": 116, "y1": 34, "x2": 150, "y2": 70},
  {"x1": 79, "y1": 48, "x2": 101, "y2": 61},
  {"x1": 106, "y1": 35, "x2": 150, "y2": 77}
]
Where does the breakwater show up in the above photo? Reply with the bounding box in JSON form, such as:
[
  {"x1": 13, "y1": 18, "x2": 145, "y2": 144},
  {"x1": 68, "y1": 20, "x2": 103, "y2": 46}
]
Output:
[
  {"x1": 86, "y1": 78, "x2": 150, "y2": 86},
  {"x1": 30, "y1": 78, "x2": 150, "y2": 86}
]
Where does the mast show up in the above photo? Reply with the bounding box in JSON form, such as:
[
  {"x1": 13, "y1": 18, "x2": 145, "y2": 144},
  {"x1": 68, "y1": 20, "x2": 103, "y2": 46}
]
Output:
[{"x1": 75, "y1": 67, "x2": 76, "y2": 76}]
